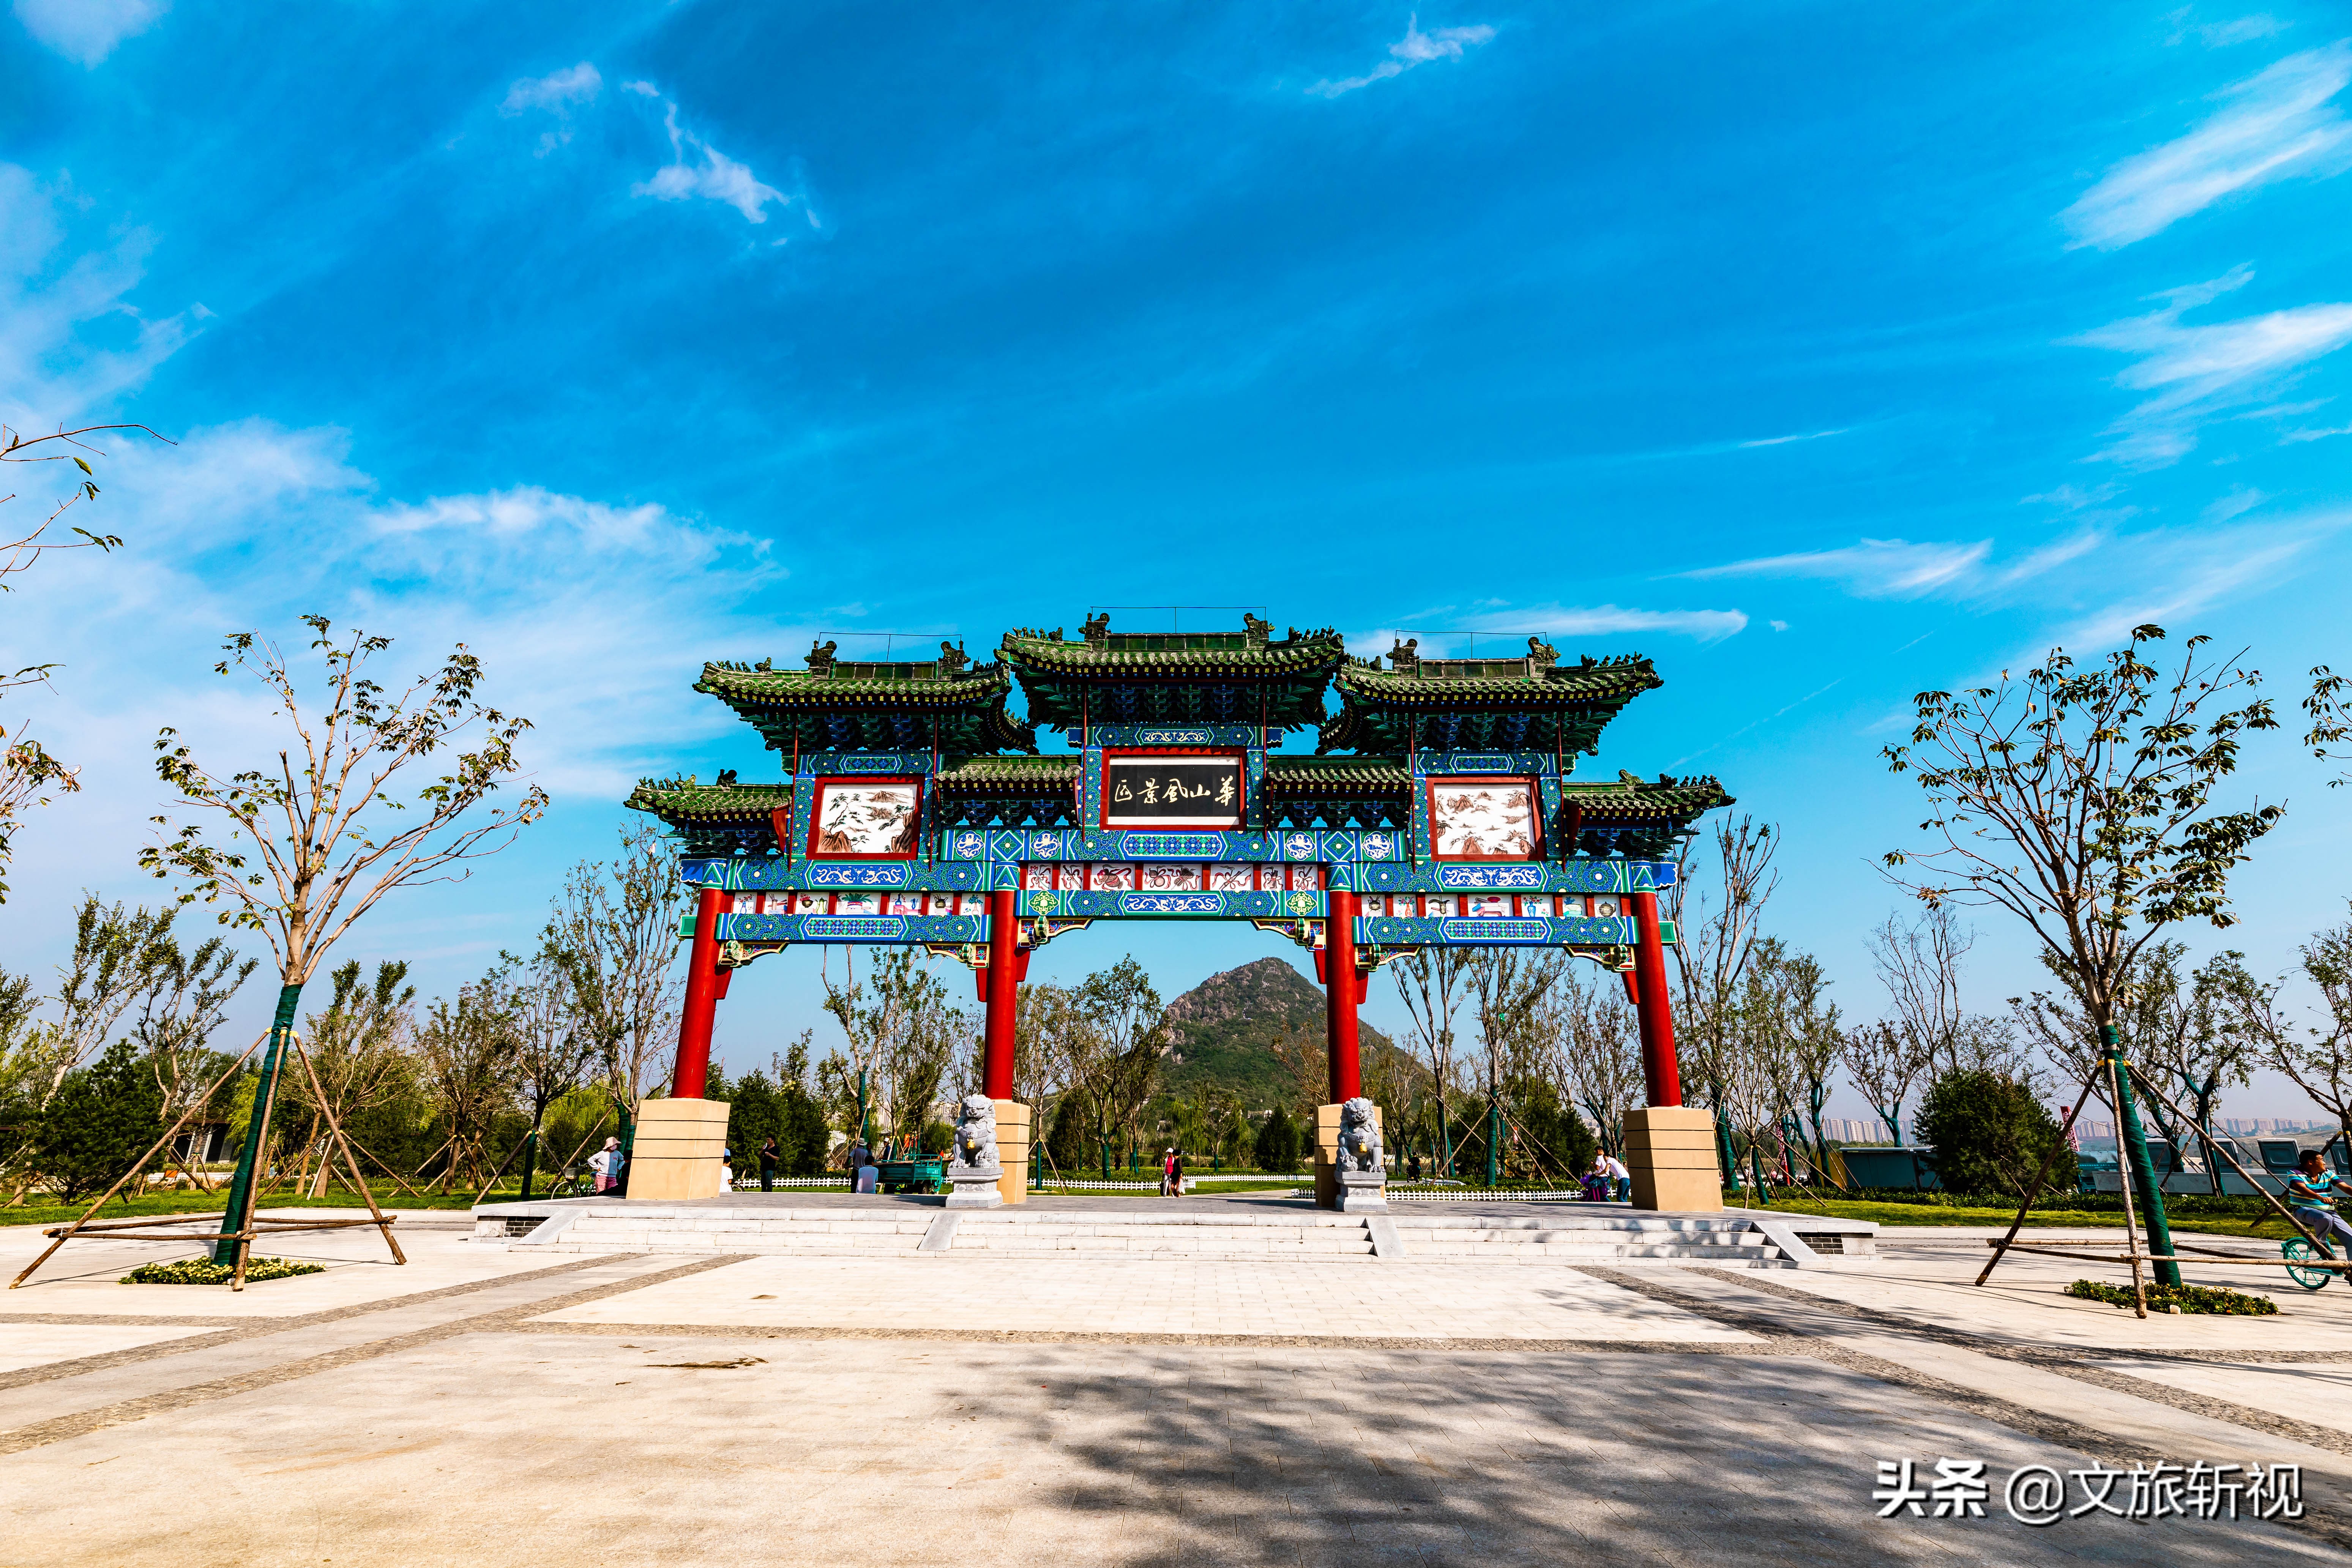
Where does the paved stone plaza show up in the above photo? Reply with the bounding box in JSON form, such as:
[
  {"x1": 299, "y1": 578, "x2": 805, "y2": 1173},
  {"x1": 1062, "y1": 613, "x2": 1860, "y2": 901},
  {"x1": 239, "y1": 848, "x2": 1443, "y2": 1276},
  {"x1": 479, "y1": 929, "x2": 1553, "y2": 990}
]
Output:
[{"x1": 4, "y1": 1204, "x2": 2351, "y2": 1565}]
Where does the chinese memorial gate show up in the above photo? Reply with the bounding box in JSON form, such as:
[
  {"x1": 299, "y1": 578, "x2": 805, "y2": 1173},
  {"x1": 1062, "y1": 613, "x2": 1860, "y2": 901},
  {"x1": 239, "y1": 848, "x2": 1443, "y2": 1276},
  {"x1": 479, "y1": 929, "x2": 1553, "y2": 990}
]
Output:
[{"x1": 626, "y1": 614, "x2": 1731, "y2": 1210}]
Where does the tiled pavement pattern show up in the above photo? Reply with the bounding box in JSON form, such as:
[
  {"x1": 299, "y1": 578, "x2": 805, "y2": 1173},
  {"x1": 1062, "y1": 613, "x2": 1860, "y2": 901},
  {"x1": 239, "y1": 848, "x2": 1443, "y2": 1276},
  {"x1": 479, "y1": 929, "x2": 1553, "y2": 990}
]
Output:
[{"x1": 3, "y1": 1210, "x2": 2351, "y2": 1565}]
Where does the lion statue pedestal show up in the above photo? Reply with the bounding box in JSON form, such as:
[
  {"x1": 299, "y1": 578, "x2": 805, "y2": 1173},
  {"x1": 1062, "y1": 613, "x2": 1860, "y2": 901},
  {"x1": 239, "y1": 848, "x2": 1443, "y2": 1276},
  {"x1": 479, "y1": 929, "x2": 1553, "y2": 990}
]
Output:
[{"x1": 945, "y1": 1093, "x2": 1005, "y2": 1209}]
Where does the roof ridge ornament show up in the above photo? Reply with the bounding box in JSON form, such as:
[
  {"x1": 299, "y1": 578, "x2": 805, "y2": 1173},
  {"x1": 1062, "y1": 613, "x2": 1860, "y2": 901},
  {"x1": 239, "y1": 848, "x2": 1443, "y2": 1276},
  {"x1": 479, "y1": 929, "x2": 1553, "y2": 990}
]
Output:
[
  {"x1": 806, "y1": 638, "x2": 838, "y2": 676},
  {"x1": 1244, "y1": 612, "x2": 1271, "y2": 648},
  {"x1": 1081, "y1": 612, "x2": 1110, "y2": 645},
  {"x1": 1387, "y1": 637, "x2": 1419, "y2": 672},
  {"x1": 1528, "y1": 636, "x2": 1559, "y2": 669}
]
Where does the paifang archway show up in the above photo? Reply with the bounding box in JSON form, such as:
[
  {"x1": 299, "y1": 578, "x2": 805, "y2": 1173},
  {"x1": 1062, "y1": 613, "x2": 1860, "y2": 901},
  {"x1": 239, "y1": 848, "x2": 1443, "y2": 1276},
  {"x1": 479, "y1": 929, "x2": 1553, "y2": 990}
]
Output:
[{"x1": 625, "y1": 614, "x2": 1732, "y2": 1210}]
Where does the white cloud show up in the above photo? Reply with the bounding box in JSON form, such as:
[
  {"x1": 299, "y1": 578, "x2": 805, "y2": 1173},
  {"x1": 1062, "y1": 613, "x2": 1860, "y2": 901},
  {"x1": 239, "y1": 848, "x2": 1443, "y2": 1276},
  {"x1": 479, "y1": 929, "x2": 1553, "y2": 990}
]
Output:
[
  {"x1": 13, "y1": 0, "x2": 165, "y2": 67},
  {"x1": 2062, "y1": 41, "x2": 2352, "y2": 248},
  {"x1": 2066, "y1": 266, "x2": 2352, "y2": 465},
  {"x1": 2202, "y1": 486, "x2": 2268, "y2": 521},
  {"x1": 0, "y1": 164, "x2": 195, "y2": 427},
  {"x1": 500, "y1": 62, "x2": 602, "y2": 154},
  {"x1": 2283, "y1": 421, "x2": 2352, "y2": 441},
  {"x1": 1684, "y1": 538, "x2": 1993, "y2": 598},
  {"x1": 1309, "y1": 14, "x2": 1495, "y2": 99},
  {"x1": 2040, "y1": 508, "x2": 2348, "y2": 650},
  {"x1": 501, "y1": 62, "x2": 602, "y2": 116},
  {"x1": 626, "y1": 82, "x2": 800, "y2": 226},
  {"x1": 2167, "y1": 9, "x2": 2290, "y2": 48},
  {"x1": 1456, "y1": 601, "x2": 1749, "y2": 644}
]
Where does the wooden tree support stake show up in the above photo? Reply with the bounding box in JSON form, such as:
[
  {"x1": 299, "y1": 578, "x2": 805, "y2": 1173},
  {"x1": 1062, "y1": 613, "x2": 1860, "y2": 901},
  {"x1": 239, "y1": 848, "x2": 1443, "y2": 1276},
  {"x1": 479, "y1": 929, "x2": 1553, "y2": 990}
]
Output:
[{"x1": 10, "y1": 1031, "x2": 269, "y2": 1290}]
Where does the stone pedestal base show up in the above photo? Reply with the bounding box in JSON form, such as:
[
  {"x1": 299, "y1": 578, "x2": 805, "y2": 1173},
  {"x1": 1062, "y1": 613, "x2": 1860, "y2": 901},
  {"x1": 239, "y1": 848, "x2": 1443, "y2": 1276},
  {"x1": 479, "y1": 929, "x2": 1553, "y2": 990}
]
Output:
[
  {"x1": 993, "y1": 1100, "x2": 1031, "y2": 1207},
  {"x1": 1313, "y1": 1102, "x2": 1385, "y2": 1211},
  {"x1": 1623, "y1": 1105, "x2": 1724, "y2": 1212},
  {"x1": 945, "y1": 1164, "x2": 1004, "y2": 1208},
  {"x1": 1334, "y1": 1167, "x2": 1388, "y2": 1212},
  {"x1": 625, "y1": 1097, "x2": 732, "y2": 1201}
]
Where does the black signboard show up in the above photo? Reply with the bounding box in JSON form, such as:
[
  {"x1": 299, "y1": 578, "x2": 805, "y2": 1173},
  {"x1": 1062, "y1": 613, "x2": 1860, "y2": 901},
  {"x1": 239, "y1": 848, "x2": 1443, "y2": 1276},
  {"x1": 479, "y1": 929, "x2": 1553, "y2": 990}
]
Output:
[{"x1": 1101, "y1": 754, "x2": 1242, "y2": 828}]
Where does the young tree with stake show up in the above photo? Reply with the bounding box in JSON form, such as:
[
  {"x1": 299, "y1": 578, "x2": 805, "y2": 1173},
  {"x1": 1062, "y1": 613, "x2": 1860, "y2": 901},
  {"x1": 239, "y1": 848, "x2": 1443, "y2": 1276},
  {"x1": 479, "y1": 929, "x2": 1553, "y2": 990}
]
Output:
[
  {"x1": 141, "y1": 617, "x2": 544, "y2": 1264},
  {"x1": 1883, "y1": 626, "x2": 2280, "y2": 1286}
]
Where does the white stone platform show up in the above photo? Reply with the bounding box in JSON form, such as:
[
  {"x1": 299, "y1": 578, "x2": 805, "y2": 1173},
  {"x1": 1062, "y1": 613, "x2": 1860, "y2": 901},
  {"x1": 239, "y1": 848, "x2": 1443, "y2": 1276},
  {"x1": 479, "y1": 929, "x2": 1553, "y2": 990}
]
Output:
[{"x1": 469, "y1": 1193, "x2": 1876, "y2": 1267}]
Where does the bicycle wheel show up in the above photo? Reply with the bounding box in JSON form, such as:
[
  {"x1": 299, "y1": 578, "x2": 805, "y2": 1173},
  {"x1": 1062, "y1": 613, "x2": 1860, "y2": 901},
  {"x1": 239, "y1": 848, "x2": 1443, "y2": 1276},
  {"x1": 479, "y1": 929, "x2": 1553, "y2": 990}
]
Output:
[{"x1": 2283, "y1": 1237, "x2": 2334, "y2": 1292}]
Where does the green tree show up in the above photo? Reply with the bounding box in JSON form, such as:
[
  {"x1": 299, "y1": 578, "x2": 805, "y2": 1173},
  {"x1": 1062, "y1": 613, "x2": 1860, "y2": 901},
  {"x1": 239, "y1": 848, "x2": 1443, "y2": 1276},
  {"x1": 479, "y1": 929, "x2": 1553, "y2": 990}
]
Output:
[
  {"x1": 35, "y1": 1040, "x2": 164, "y2": 1202},
  {"x1": 1885, "y1": 625, "x2": 2280, "y2": 1286},
  {"x1": 1914, "y1": 1068, "x2": 2065, "y2": 1198},
  {"x1": 1043, "y1": 1090, "x2": 1093, "y2": 1180},
  {"x1": 142, "y1": 617, "x2": 543, "y2": 1262},
  {"x1": 1254, "y1": 1106, "x2": 1302, "y2": 1173},
  {"x1": 1506, "y1": 1076, "x2": 1596, "y2": 1183}
]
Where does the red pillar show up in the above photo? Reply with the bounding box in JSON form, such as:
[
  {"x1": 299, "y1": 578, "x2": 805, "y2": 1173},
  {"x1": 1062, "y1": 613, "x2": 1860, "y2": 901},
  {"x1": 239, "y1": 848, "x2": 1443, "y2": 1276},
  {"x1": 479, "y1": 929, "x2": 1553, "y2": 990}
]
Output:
[
  {"x1": 672, "y1": 885, "x2": 726, "y2": 1100},
  {"x1": 981, "y1": 887, "x2": 1018, "y2": 1100},
  {"x1": 1630, "y1": 888, "x2": 1680, "y2": 1107},
  {"x1": 1324, "y1": 888, "x2": 1361, "y2": 1101}
]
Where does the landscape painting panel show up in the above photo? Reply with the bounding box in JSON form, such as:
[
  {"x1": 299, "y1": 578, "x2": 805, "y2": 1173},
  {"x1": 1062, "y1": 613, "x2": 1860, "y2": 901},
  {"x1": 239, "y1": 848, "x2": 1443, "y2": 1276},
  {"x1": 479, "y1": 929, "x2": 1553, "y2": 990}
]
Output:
[
  {"x1": 1429, "y1": 780, "x2": 1539, "y2": 859},
  {"x1": 813, "y1": 782, "x2": 921, "y2": 856}
]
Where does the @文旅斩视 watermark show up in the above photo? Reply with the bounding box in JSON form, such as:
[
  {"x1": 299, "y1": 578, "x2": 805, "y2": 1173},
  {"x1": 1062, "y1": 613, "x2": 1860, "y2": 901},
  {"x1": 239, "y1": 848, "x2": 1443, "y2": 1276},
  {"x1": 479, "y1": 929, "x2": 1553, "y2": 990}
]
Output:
[{"x1": 1872, "y1": 1459, "x2": 2304, "y2": 1525}]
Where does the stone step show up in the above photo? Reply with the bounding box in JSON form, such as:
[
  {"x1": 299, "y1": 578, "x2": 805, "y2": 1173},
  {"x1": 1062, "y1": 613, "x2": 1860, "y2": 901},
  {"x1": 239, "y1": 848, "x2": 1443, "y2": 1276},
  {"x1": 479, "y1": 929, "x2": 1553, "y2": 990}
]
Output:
[{"x1": 481, "y1": 1201, "x2": 1855, "y2": 1268}]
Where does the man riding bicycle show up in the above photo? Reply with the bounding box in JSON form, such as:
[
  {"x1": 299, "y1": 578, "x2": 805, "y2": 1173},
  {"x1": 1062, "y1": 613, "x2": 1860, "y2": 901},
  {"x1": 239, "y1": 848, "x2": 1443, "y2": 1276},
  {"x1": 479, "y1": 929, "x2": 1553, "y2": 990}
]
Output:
[{"x1": 2285, "y1": 1150, "x2": 2352, "y2": 1251}]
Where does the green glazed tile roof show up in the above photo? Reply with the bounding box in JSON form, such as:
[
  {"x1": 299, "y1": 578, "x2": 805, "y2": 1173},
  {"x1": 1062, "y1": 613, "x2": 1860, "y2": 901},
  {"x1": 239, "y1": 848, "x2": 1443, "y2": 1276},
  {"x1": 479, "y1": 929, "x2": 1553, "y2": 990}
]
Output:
[
  {"x1": 1319, "y1": 649, "x2": 1661, "y2": 754},
  {"x1": 625, "y1": 777, "x2": 794, "y2": 823},
  {"x1": 1261, "y1": 756, "x2": 1412, "y2": 793},
  {"x1": 1000, "y1": 615, "x2": 1348, "y2": 733},
  {"x1": 934, "y1": 756, "x2": 1082, "y2": 795},
  {"x1": 695, "y1": 650, "x2": 1034, "y2": 755},
  {"x1": 1000, "y1": 628, "x2": 1349, "y2": 676},
  {"x1": 1562, "y1": 775, "x2": 1735, "y2": 819}
]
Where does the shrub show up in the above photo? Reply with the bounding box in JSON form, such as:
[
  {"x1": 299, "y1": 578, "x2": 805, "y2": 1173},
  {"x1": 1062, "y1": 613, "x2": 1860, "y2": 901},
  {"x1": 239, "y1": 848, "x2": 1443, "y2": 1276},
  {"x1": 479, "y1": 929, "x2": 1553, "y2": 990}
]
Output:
[
  {"x1": 1913, "y1": 1068, "x2": 2065, "y2": 1198},
  {"x1": 2065, "y1": 1278, "x2": 2276, "y2": 1316},
  {"x1": 122, "y1": 1256, "x2": 327, "y2": 1285}
]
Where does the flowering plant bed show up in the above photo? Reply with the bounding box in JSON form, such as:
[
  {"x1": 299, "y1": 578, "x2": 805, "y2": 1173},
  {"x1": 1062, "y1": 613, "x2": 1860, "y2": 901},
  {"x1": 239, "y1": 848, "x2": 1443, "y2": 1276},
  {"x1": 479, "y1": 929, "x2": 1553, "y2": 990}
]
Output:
[
  {"x1": 2065, "y1": 1279, "x2": 2277, "y2": 1315},
  {"x1": 121, "y1": 1257, "x2": 327, "y2": 1285}
]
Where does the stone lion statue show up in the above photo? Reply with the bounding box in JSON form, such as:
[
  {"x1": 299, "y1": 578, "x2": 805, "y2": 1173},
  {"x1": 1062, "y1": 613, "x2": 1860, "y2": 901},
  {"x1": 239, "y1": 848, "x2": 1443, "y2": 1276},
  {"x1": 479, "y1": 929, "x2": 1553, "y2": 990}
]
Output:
[
  {"x1": 1336, "y1": 1096, "x2": 1382, "y2": 1173},
  {"x1": 951, "y1": 1093, "x2": 1000, "y2": 1172}
]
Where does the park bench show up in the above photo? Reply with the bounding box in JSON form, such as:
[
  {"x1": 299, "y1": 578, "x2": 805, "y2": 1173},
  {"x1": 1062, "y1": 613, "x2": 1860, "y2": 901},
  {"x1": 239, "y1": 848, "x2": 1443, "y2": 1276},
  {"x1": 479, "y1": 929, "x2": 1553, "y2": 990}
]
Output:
[{"x1": 875, "y1": 1156, "x2": 947, "y2": 1195}]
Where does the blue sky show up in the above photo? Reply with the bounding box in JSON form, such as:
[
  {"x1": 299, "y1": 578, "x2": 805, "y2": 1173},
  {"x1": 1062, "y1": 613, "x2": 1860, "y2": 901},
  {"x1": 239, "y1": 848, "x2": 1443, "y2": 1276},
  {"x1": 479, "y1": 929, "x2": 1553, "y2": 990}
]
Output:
[{"x1": 6, "y1": 3, "x2": 2352, "y2": 1119}]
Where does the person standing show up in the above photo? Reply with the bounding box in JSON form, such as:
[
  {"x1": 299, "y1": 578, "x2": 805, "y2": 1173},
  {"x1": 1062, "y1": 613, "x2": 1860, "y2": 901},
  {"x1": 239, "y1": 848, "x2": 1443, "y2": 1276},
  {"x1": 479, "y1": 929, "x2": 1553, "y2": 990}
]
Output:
[
  {"x1": 1170, "y1": 1147, "x2": 1186, "y2": 1198},
  {"x1": 1602, "y1": 1149, "x2": 1631, "y2": 1203},
  {"x1": 759, "y1": 1136, "x2": 780, "y2": 1193},
  {"x1": 590, "y1": 1137, "x2": 623, "y2": 1194},
  {"x1": 1160, "y1": 1147, "x2": 1177, "y2": 1197}
]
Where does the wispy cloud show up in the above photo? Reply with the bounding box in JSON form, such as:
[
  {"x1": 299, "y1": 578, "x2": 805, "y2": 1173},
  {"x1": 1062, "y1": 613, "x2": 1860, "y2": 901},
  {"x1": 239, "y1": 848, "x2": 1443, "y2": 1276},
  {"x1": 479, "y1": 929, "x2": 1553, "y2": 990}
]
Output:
[
  {"x1": 625, "y1": 81, "x2": 806, "y2": 228},
  {"x1": 2040, "y1": 508, "x2": 2348, "y2": 650},
  {"x1": 1372, "y1": 601, "x2": 1748, "y2": 650},
  {"x1": 1308, "y1": 14, "x2": 1494, "y2": 99},
  {"x1": 1684, "y1": 538, "x2": 1992, "y2": 598},
  {"x1": 2062, "y1": 41, "x2": 2352, "y2": 248},
  {"x1": 0, "y1": 164, "x2": 196, "y2": 426},
  {"x1": 2166, "y1": 10, "x2": 2290, "y2": 49},
  {"x1": 2066, "y1": 265, "x2": 2352, "y2": 465},
  {"x1": 500, "y1": 62, "x2": 602, "y2": 154},
  {"x1": 12, "y1": 0, "x2": 166, "y2": 67},
  {"x1": 1737, "y1": 427, "x2": 1850, "y2": 449}
]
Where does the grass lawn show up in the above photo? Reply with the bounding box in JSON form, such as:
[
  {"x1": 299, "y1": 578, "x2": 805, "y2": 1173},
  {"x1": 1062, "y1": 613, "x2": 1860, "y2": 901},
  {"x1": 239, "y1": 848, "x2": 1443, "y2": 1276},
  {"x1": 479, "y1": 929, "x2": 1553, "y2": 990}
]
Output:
[{"x1": 1747, "y1": 1194, "x2": 2297, "y2": 1240}]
